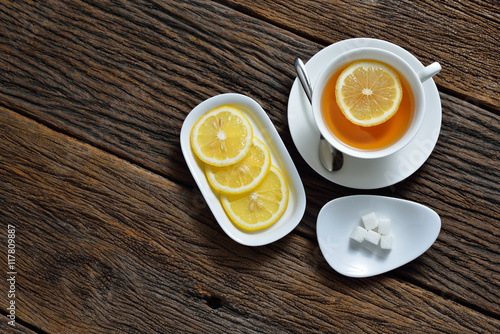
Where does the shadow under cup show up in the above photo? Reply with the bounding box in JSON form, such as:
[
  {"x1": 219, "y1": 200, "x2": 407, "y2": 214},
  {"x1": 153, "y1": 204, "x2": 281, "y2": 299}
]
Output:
[{"x1": 311, "y1": 48, "x2": 430, "y2": 160}]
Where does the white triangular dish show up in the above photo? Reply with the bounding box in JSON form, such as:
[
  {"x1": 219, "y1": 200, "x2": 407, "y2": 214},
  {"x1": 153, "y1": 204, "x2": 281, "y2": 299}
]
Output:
[{"x1": 317, "y1": 195, "x2": 441, "y2": 278}]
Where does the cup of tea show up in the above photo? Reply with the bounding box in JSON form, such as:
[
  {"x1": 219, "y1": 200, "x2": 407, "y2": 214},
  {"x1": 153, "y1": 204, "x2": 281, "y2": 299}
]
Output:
[{"x1": 311, "y1": 47, "x2": 441, "y2": 159}]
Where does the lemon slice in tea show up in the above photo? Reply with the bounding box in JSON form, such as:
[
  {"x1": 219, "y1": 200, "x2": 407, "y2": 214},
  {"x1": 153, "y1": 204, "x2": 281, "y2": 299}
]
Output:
[
  {"x1": 221, "y1": 166, "x2": 288, "y2": 231},
  {"x1": 335, "y1": 61, "x2": 403, "y2": 127},
  {"x1": 206, "y1": 137, "x2": 271, "y2": 195},
  {"x1": 191, "y1": 106, "x2": 253, "y2": 166}
]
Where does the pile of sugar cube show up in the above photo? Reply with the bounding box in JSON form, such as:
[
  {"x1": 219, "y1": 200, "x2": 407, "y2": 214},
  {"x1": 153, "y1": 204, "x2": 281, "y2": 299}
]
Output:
[{"x1": 350, "y1": 212, "x2": 393, "y2": 250}]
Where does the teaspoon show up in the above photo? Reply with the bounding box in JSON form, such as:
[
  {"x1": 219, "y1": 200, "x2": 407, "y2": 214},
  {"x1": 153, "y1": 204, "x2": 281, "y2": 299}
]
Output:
[{"x1": 294, "y1": 58, "x2": 343, "y2": 171}]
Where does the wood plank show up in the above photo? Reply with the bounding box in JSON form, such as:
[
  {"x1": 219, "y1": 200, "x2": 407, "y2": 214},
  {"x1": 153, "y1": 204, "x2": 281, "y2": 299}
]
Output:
[
  {"x1": 1, "y1": 107, "x2": 499, "y2": 332},
  {"x1": 295, "y1": 92, "x2": 500, "y2": 316},
  {"x1": 0, "y1": 0, "x2": 315, "y2": 180},
  {"x1": 0, "y1": 0, "x2": 496, "y2": 186},
  {"x1": 0, "y1": 0, "x2": 498, "y2": 317},
  {"x1": 219, "y1": 0, "x2": 500, "y2": 110}
]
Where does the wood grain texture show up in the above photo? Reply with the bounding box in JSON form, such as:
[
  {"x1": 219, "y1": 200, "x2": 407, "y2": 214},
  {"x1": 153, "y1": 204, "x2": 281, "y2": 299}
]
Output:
[
  {"x1": 0, "y1": 0, "x2": 499, "y2": 332},
  {"x1": 1, "y1": 106, "x2": 498, "y2": 333},
  {"x1": 0, "y1": 317, "x2": 37, "y2": 334},
  {"x1": 0, "y1": 0, "x2": 498, "y2": 316},
  {"x1": 219, "y1": 0, "x2": 500, "y2": 110},
  {"x1": 297, "y1": 92, "x2": 500, "y2": 316},
  {"x1": 0, "y1": 0, "x2": 315, "y2": 181}
]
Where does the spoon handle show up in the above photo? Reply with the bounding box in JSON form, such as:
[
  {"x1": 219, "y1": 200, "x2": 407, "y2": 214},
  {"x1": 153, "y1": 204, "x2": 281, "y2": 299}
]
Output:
[{"x1": 294, "y1": 58, "x2": 313, "y2": 103}]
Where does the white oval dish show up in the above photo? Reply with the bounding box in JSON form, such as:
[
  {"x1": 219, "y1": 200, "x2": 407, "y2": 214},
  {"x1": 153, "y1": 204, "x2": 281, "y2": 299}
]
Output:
[
  {"x1": 317, "y1": 195, "x2": 441, "y2": 278},
  {"x1": 180, "y1": 93, "x2": 306, "y2": 246}
]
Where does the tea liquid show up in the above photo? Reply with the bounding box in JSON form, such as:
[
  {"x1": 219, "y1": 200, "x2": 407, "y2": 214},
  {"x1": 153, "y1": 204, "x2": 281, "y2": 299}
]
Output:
[{"x1": 321, "y1": 62, "x2": 414, "y2": 151}]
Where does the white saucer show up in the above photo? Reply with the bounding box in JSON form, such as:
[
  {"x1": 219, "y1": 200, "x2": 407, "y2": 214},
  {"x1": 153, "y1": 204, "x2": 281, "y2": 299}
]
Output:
[{"x1": 287, "y1": 38, "x2": 441, "y2": 189}]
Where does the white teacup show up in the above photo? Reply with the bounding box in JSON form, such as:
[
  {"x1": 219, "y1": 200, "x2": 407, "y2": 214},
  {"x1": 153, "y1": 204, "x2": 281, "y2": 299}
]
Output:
[{"x1": 311, "y1": 47, "x2": 441, "y2": 159}]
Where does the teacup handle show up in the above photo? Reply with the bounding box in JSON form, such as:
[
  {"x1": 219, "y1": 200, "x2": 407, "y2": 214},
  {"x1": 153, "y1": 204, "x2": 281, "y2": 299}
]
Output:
[{"x1": 418, "y1": 62, "x2": 441, "y2": 83}]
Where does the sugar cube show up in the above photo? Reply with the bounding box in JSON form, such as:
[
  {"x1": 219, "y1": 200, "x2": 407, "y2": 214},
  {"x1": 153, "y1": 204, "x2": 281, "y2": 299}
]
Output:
[
  {"x1": 365, "y1": 230, "x2": 381, "y2": 245},
  {"x1": 380, "y1": 234, "x2": 393, "y2": 250},
  {"x1": 350, "y1": 226, "x2": 367, "y2": 242},
  {"x1": 377, "y1": 218, "x2": 391, "y2": 235},
  {"x1": 362, "y1": 212, "x2": 378, "y2": 230}
]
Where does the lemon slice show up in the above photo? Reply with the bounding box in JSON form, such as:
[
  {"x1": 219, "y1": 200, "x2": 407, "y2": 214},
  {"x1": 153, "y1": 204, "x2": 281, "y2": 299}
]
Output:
[
  {"x1": 206, "y1": 137, "x2": 271, "y2": 194},
  {"x1": 191, "y1": 106, "x2": 253, "y2": 166},
  {"x1": 221, "y1": 166, "x2": 288, "y2": 231},
  {"x1": 335, "y1": 60, "x2": 403, "y2": 127}
]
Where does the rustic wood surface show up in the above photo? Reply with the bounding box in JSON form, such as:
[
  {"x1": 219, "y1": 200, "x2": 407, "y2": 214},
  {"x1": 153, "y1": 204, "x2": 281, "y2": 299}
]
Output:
[{"x1": 0, "y1": 0, "x2": 498, "y2": 333}]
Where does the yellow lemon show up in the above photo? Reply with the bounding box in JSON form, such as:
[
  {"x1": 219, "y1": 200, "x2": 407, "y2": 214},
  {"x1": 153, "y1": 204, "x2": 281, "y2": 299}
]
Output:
[
  {"x1": 335, "y1": 60, "x2": 403, "y2": 127},
  {"x1": 206, "y1": 137, "x2": 271, "y2": 195},
  {"x1": 221, "y1": 166, "x2": 288, "y2": 231},
  {"x1": 191, "y1": 106, "x2": 253, "y2": 166}
]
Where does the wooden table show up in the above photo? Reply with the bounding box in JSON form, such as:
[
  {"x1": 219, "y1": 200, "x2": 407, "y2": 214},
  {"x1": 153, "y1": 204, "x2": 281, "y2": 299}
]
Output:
[{"x1": 1, "y1": 1, "x2": 498, "y2": 333}]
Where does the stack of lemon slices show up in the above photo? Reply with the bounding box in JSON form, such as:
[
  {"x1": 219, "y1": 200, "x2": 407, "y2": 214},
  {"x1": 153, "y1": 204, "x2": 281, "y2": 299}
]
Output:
[{"x1": 190, "y1": 105, "x2": 288, "y2": 231}]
